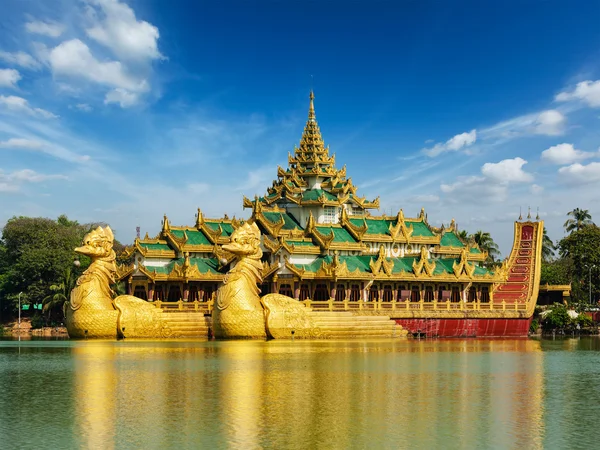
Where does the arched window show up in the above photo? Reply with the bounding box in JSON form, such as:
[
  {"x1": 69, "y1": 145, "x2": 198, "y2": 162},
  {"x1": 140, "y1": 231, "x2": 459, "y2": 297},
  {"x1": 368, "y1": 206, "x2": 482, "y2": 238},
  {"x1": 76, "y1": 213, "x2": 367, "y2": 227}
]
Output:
[
  {"x1": 349, "y1": 284, "x2": 361, "y2": 301},
  {"x1": 411, "y1": 286, "x2": 421, "y2": 302},
  {"x1": 133, "y1": 286, "x2": 147, "y2": 300},
  {"x1": 314, "y1": 284, "x2": 329, "y2": 301},
  {"x1": 335, "y1": 284, "x2": 346, "y2": 301},
  {"x1": 468, "y1": 286, "x2": 477, "y2": 302},
  {"x1": 481, "y1": 287, "x2": 490, "y2": 303},
  {"x1": 383, "y1": 285, "x2": 393, "y2": 302},
  {"x1": 299, "y1": 284, "x2": 310, "y2": 301},
  {"x1": 369, "y1": 286, "x2": 379, "y2": 302},
  {"x1": 424, "y1": 286, "x2": 434, "y2": 302},
  {"x1": 279, "y1": 284, "x2": 293, "y2": 297}
]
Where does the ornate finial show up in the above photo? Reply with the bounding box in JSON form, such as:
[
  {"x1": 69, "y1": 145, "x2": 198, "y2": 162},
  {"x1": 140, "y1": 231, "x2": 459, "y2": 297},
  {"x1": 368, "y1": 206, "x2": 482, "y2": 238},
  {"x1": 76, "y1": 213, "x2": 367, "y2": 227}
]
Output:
[
  {"x1": 450, "y1": 218, "x2": 456, "y2": 230},
  {"x1": 308, "y1": 90, "x2": 315, "y2": 122},
  {"x1": 162, "y1": 214, "x2": 170, "y2": 233},
  {"x1": 419, "y1": 207, "x2": 425, "y2": 219},
  {"x1": 527, "y1": 206, "x2": 531, "y2": 219},
  {"x1": 518, "y1": 207, "x2": 522, "y2": 221},
  {"x1": 195, "y1": 208, "x2": 204, "y2": 228},
  {"x1": 536, "y1": 207, "x2": 540, "y2": 221}
]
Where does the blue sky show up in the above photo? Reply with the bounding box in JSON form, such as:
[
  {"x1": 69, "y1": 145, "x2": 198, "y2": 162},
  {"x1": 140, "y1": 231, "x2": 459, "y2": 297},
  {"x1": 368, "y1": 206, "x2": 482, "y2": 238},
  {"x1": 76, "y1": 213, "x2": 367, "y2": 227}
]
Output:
[{"x1": 2, "y1": 0, "x2": 600, "y2": 254}]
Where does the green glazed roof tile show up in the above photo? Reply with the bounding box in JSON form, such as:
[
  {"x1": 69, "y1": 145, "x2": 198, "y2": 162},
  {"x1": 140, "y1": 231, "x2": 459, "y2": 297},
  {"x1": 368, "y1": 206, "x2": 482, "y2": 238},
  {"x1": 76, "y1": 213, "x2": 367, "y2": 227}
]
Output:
[{"x1": 440, "y1": 231, "x2": 464, "y2": 248}]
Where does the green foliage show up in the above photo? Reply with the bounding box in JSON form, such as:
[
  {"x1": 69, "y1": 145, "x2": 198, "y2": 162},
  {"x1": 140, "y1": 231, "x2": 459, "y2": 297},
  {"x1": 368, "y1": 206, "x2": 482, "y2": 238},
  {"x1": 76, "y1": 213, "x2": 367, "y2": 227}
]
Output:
[
  {"x1": 542, "y1": 304, "x2": 571, "y2": 331},
  {"x1": 30, "y1": 312, "x2": 44, "y2": 329},
  {"x1": 529, "y1": 319, "x2": 539, "y2": 334},
  {"x1": 0, "y1": 215, "x2": 129, "y2": 319},
  {"x1": 542, "y1": 227, "x2": 556, "y2": 262},
  {"x1": 42, "y1": 268, "x2": 76, "y2": 323},
  {"x1": 576, "y1": 314, "x2": 594, "y2": 328},
  {"x1": 564, "y1": 208, "x2": 593, "y2": 234},
  {"x1": 558, "y1": 224, "x2": 600, "y2": 304},
  {"x1": 541, "y1": 257, "x2": 572, "y2": 285},
  {"x1": 471, "y1": 230, "x2": 501, "y2": 267}
]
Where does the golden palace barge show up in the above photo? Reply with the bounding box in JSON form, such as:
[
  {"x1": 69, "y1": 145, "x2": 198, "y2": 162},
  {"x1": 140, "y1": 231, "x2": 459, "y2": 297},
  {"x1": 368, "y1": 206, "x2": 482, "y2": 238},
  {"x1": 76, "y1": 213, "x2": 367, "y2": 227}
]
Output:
[{"x1": 118, "y1": 92, "x2": 542, "y2": 338}]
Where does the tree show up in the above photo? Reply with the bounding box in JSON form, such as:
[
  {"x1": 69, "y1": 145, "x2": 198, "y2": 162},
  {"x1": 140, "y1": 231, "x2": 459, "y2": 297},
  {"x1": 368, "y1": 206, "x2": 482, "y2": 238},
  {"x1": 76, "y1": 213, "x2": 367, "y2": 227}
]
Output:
[
  {"x1": 471, "y1": 230, "x2": 501, "y2": 266},
  {"x1": 542, "y1": 227, "x2": 556, "y2": 262},
  {"x1": 457, "y1": 230, "x2": 469, "y2": 241},
  {"x1": 564, "y1": 208, "x2": 593, "y2": 234},
  {"x1": 559, "y1": 224, "x2": 600, "y2": 305},
  {"x1": 42, "y1": 268, "x2": 76, "y2": 324},
  {"x1": 0, "y1": 216, "x2": 90, "y2": 319}
]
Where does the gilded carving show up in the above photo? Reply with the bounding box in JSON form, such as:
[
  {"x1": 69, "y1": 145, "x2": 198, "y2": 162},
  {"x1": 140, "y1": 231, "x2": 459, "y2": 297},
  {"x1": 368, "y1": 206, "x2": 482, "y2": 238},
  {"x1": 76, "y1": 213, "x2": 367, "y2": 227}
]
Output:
[
  {"x1": 64, "y1": 226, "x2": 171, "y2": 339},
  {"x1": 213, "y1": 222, "x2": 322, "y2": 339}
]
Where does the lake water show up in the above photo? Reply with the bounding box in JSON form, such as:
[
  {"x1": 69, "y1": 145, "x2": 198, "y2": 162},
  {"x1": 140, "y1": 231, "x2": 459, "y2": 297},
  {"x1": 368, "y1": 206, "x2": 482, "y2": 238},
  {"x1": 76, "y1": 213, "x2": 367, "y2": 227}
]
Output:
[{"x1": 1, "y1": 337, "x2": 599, "y2": 449}]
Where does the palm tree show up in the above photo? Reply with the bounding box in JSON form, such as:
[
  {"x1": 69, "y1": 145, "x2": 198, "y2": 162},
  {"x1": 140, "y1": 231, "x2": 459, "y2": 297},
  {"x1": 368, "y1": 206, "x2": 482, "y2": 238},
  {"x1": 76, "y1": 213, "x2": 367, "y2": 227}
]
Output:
[
  {"x1": 564, "y1": 208, "x2": 593, "y2": 233},
  {"x1": 457, "y1": 230, "x2": 469, "y2": 241},
  {"x1": 471, "y1": 230, "x2": 501, "y2": 265},
  {"x1": 42, "y1": 268, "x2": 76, "y2": 322},
  {"x1": 542, "y1": 227, "x2": 555, "y2": 262}
]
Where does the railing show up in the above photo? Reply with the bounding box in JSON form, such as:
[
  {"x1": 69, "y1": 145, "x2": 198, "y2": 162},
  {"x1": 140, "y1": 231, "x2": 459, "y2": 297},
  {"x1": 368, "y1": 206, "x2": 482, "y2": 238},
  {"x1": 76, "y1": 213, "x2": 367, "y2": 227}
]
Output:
[
  {"x1": 299, "y1": 298, "x2": 528, "y2": 313},
  {"x1": 152, "y1": 298, "x2": 528, "y2": 315},
  {"x1": 153, "y1": 299, "x2": 214, "y2": 314}
]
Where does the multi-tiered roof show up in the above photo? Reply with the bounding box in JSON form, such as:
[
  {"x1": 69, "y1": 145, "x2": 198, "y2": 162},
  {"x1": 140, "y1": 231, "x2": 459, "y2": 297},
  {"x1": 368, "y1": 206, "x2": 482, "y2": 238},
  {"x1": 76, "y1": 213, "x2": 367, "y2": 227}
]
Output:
[
  {"x1": 243, "y1": 91, "x2": 379, "y2": 212},
  {"x1": 124, "y1": 92, "x2": 501, "y2": 285}
]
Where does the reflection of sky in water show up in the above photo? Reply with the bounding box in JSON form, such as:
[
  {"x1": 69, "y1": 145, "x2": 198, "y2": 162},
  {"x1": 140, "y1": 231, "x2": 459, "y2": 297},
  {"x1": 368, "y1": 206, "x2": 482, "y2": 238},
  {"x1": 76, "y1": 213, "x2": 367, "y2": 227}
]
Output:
[{"x1": 1, "y1": 339, "x2": 600, "y2": 449}]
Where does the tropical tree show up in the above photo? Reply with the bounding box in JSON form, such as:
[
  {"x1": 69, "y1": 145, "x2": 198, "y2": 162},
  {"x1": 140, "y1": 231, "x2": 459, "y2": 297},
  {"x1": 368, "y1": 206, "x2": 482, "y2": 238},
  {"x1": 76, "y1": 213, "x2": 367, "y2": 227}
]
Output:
[
  {"x1": 42, "y1": 268, "x2": 76, "y2": 323},
  {"x1": 457, "y1": 230, "x2": 469, "y2": 241},
  {"x1": 542, "y1": 227, "x2": 556, "y2": 262},
  {"x1": 564, "y1": 208, "x2": 593, "y2": 234},
  {"x1": 559, "y1": 224, "x2": 600, "y2": 305},
  {"x1": 471, "y1": 230, "x2": 501, "y2": 266}
]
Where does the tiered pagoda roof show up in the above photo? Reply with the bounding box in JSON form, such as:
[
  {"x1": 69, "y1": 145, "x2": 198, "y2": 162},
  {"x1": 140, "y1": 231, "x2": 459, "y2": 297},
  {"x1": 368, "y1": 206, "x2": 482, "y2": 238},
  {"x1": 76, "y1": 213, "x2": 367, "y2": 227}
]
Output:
[
  {"x1": 122, "y1": 91, "x2": 503, "y2": 285},
  {"x1": 243, "y1": 91, "x2": 379, "y2": 211}
]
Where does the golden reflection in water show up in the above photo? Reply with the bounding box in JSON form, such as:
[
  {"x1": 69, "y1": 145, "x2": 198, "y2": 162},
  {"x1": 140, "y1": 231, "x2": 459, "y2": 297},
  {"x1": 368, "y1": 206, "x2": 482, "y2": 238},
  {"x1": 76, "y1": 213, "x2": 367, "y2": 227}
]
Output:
[
  {"x1": 73, "y1": 343, "x2": 117, "y2": 450},
  {"x1": 70, "y1": 339, "x2": 544, "y2": 449}
]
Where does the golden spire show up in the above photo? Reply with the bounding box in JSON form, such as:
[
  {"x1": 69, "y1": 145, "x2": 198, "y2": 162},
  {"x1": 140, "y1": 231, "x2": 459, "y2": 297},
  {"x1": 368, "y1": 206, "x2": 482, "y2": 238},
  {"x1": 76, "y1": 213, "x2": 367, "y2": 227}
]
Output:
[
  {"x1": 308, "y1": 90, "x2": 316, "y2": 122},
  {"x1": 297, "y1": 91, "x2": 327, "y2": 158}
]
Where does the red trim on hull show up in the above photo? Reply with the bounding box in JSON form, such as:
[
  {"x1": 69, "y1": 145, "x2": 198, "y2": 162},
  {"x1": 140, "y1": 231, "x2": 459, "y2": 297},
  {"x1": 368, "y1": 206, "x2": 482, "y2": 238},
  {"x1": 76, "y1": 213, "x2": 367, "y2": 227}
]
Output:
[{"x1": 396, "y1": 318, "x2": 532, "y2": 337}]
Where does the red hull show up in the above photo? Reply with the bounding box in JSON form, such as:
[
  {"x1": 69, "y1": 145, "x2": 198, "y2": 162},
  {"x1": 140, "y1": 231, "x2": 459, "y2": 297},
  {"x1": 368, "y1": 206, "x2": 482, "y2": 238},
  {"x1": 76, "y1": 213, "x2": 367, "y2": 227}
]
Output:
[{"x1": 396, "y1": 318, "x2": 532, "y2": 338}]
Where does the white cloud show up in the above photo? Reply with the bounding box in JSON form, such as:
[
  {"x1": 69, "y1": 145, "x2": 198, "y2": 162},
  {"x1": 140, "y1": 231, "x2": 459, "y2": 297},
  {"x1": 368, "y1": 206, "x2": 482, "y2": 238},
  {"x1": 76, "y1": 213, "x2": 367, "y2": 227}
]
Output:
[
  {"x1": 423, "y1": 129, "x2": 477, "y2": 157},
  {"x1": 0, "y1": 51, "x2": 40, "y2": 69},
  {"x1": 541, "y1": 143, "x2": 594, "y2": 165},
  {"x1": 533, "y1": 110, "x2": 565, "y2": 136},
  {"x1": 556, "y1": 80, "x2": 600, "y2": 108},
  {"x1": 441, "y1": 176, "x2": 508, "y2": 203},
  {"x1": 558, "y1": 162, "x2": 600, "y2": 184},
  {"x1": 71, "y1": 103, "x2": 93, "y2": 112},
  {"x1": 0, "y1": 69, "x2": 21, "y2": 88},
  {"x1": 481, "y1": 157, "x2": 534, "y2": 183},
  {"x1": 25, "y1": 20, "x2": 65, "y2": 37},
  {"x1": 86, "y1": 0, "x2": 162, "y2": 62},
  {"x1": 530, "y1": 184, "x2": 544, "y2": 195},
  {"x1": 49, "y1": 39, "x2": 148, "y2": 92},
  {"x1": 409, "y1": 194, "x2": 440, "y2": 203},
  {"x1": 104, "y1": 88, "x2": 139, "y2": 107},
  {"x1": 0, "y1": 95, "x2": 58, "y2": 119},
  {"x1": 0, "y1": 138, "x2": 44, "y2": 149},
  {"x1": 0, "y1": 168, "x2": 67, "y2": 192}
]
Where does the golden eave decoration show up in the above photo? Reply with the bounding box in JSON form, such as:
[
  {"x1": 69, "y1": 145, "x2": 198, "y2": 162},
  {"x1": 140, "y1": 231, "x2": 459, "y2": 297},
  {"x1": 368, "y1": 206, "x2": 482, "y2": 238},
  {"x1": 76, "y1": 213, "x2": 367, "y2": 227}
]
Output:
[
  {"x1": 412, "y1": 246, "x2": 436, "y2": 277},
  {"x1": 453, "y1": 248, "x2": 476, "y2": 278},
  {"x1": 370, "y1": 245, "x2": 395, "y2": 276}
]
